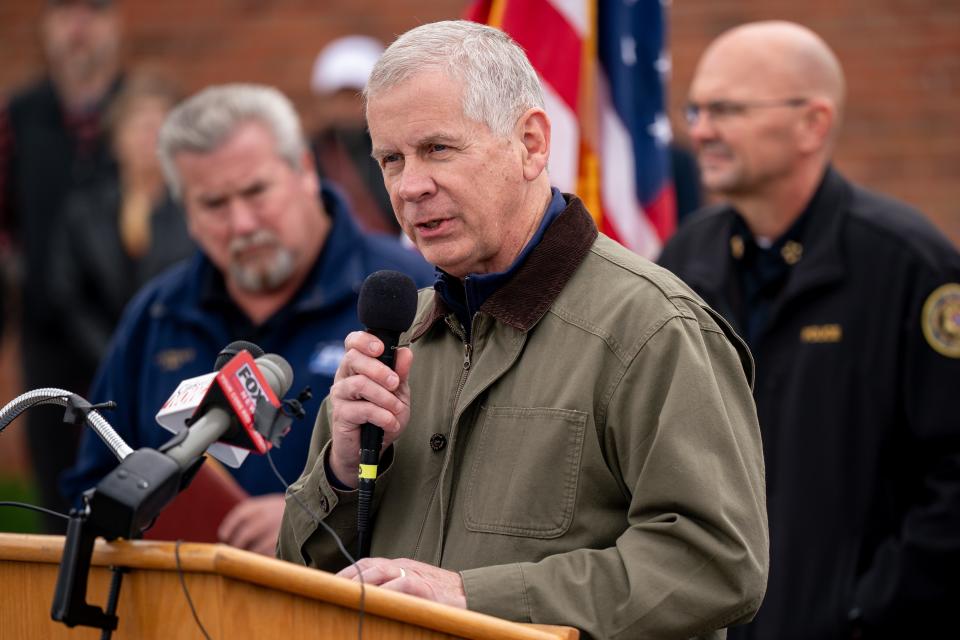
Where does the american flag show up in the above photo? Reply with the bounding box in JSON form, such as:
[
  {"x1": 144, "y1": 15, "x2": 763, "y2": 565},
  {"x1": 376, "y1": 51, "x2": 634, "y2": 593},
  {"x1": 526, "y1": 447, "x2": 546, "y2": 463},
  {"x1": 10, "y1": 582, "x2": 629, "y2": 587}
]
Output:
[{"x1": 467, "y1": 0, "x2": 676, "y2": 258}]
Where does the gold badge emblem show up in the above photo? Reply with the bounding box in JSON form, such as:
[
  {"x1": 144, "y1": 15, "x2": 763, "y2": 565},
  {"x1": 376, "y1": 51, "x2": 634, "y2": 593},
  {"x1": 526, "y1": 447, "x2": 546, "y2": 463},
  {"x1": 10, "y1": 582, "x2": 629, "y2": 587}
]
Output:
[
  {"x1": 921, "y1": 283, "x2": 960, "y2": 358},
  {"x1": 730, "y1": 235, "x2": 745, "y2": 259},
  {"x1": 781, "y1": 240, "x2": 803, "y2": 265},
  {"x1": 800, "y1": 324, "x2": 842, "y2": 343}
]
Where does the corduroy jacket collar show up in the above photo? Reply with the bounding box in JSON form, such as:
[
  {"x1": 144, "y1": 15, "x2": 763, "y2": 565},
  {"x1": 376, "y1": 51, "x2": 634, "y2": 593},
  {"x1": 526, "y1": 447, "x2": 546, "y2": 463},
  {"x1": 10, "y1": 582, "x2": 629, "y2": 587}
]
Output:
[{"x1": 411, "y1": 194, "x2": 598, "y2": 341}]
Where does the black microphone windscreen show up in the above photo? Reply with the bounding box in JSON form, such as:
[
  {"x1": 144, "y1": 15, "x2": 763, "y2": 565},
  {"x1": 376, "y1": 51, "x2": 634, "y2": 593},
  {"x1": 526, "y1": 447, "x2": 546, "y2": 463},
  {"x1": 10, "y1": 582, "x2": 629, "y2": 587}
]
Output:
[
  {"x1": 358, "y1": 270, "x2": 419, "y2": 333},
  {"x1": 215, "y1": 340, "x2": 265, "y2": 371}
]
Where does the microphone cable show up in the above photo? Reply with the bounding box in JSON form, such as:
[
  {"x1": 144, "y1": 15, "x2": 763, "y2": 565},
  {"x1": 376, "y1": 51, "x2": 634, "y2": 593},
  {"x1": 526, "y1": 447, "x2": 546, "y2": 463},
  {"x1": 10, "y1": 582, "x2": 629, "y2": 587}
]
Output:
[
  {"x1": 169, "y1": 452, "x2": 369, "y2": 640},
  {"x1": 265, "y1": 449, "x2": 368, "y2": 640},
  {"x1": 174, "y1": 539, "x2": 212, "y2": 640},
  {"x1": 0, "y1": 501, "x2": 69, "y2": 521}
]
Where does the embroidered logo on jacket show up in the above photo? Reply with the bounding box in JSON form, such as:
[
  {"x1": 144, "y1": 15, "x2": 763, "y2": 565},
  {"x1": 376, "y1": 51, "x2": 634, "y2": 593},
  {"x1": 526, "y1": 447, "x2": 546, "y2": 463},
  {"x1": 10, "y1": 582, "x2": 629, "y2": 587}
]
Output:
[
  {"x1": 155, "y1": 348, "x2": 197, "y2": 371},
  {"x1": 309, "y1": 342, "x2": 346, "y2": 377},
  {"x1": 922, "y1": 283, "x2": 960, "y2": 358}
]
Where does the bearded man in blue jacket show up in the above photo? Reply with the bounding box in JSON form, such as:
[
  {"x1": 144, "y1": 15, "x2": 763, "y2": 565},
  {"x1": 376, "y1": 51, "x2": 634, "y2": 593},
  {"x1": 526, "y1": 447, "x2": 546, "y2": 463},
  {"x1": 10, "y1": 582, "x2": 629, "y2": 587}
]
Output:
[{"x1": 61, "y1": 83, "x2": 433, "y2": 555}]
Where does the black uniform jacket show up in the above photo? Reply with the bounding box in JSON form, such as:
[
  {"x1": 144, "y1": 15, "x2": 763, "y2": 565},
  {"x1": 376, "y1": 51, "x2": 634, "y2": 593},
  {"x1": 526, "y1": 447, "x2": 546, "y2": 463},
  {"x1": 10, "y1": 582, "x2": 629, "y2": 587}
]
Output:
[
  {"x1": 3, "y1": 77, "x2": 122, "y2": 386},
  {"x1": 658, "y1": 167, "x2": 960, "y2": 639}
]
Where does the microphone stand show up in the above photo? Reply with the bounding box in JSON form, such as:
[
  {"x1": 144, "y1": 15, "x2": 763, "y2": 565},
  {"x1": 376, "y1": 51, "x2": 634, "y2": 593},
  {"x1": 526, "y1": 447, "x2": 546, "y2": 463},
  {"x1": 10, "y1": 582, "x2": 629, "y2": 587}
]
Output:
[
  {"x1": 52, "y1": 440, "x2": 207, "y2": 634},
  {"x1": 52, "y1": 400, "x2": 301, "y2": 631},
  {"x1": 50, "y1": 397, "x2": 200, "y2": 636},
  {"x1": 48, "y1": 348, "x2": 304, "y2": 634}
]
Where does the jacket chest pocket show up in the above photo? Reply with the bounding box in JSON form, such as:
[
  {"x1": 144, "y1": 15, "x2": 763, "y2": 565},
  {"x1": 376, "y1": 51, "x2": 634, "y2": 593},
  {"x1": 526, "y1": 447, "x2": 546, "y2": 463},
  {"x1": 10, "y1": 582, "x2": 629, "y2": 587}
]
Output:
[{"x1": 463, "y1": 406, "x2": 587, "y2": 539}]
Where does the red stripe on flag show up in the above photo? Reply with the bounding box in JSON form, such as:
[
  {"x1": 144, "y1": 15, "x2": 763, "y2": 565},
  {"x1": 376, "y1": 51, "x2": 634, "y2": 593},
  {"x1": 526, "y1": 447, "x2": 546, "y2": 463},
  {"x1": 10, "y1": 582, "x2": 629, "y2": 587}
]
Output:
[
  {"x1": 465, "y1": 0, "x2": 492, "y2": 22},
  {"x1": 598, "y1": 209, "x2": 622, "y2": 246},
  {"x1": 499, "y1": 0, "x2": 582, "y2": 112},
  {"x1": 645, "y1": 184, "x2": 677, "y2": 242}
]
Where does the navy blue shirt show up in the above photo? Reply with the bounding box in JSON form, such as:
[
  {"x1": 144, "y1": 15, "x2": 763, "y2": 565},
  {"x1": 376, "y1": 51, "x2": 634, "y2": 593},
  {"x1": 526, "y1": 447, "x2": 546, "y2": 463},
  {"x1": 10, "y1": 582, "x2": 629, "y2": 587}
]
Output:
[
  {"x1": 61, "y1": 187, "x2": 433, "y2": 502},
  {"x1": 730, "y1": 207, "x2": 809, "y2": 347}
]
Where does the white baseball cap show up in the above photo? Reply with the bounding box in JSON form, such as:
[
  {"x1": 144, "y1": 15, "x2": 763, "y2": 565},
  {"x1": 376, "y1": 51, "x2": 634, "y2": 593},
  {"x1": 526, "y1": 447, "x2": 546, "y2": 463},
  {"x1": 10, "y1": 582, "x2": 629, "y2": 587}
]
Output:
[{"x1": 310, "y1": 35, "x2": 385, "y2": 95}]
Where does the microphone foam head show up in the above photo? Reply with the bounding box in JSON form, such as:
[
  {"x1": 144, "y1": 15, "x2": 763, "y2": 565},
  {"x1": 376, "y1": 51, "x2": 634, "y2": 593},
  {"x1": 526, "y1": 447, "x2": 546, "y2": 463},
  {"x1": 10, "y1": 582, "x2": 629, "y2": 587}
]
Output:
[
  {"x1": 358, "y1": 270, "x2": 419, "y2": 332},
  {"x1": 215, "y1": 340, "x2": 265, "y2": 370},
  {"x1": 255, "y1": 354, "x2": 294, "y2": 397}
]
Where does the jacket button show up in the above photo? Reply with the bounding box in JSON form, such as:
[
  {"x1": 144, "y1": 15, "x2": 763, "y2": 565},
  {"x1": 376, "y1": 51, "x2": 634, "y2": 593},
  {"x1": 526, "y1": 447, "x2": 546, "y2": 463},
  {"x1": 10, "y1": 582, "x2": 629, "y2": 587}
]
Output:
[
  {"x1": 429, "y1": 433, "x2": 447, "y2": 452},
  {"x1": 319, "y1": 496, "x2": 329, "y2": 513}
]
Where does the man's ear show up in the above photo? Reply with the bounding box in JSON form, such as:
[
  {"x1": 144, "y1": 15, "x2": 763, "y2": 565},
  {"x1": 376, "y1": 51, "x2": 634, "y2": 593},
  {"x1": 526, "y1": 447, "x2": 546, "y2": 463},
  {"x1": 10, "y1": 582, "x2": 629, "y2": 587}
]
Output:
[
  {"x1": 797, "y1": 98, "x2": 834, "y2": 154},
  {"x1": 517, "y1": 108, "x2": 551, "y2": 181},
  {"x1": 299, "y1": 148, "x2": 320, "y2": 195}
]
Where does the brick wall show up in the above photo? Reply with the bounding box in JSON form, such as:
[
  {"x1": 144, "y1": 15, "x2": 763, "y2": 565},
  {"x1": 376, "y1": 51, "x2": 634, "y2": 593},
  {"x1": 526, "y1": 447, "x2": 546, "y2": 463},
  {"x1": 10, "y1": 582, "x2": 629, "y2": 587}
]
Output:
[{"x1": 1, "y1": 1, "x2": 956, "y2": 244}]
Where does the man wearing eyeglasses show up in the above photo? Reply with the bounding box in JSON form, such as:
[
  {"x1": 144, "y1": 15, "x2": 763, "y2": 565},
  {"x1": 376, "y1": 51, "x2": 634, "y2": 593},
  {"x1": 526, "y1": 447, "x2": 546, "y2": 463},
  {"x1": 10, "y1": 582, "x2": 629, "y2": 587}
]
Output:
[{"x1": 659, "y1": 20, "x2": 960, "y2": 640}]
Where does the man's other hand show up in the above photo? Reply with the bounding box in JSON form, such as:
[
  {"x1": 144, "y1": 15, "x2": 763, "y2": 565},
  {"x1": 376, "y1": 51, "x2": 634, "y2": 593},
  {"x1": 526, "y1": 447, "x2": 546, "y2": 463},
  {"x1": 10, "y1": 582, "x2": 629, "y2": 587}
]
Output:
[
  {"x1": 337, "y1": 557, "x2": 467, "y2": 609},
  {"x1": 218, "y1": 493, "x2": 285, "y2": 556}
]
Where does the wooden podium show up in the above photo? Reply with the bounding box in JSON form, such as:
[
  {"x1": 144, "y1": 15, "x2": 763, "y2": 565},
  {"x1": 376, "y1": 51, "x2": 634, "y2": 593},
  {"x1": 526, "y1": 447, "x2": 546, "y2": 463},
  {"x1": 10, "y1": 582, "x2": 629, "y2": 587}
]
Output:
[{"x1": 0, "y1": 533, "x2": 578, "y2": 639}]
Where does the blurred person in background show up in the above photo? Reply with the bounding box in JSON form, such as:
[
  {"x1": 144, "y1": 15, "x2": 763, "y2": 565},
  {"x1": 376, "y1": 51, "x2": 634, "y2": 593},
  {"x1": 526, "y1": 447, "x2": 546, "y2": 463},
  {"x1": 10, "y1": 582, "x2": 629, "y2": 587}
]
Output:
[
  {"x1": 0, "y1": 0, "x2": 123, "y2": 533},
  {"x1": 62, "y1": 83, "x2": 433, "y2": 555},
  {"x1": 309, "y1": 35, "x2": 398, "y2": 236},
  {"x1": 659, "y1": 21, "x2": 960, "y2": 639},
  {"x1": 48, "y1": 70, "x2": 195, "y2": 387}
]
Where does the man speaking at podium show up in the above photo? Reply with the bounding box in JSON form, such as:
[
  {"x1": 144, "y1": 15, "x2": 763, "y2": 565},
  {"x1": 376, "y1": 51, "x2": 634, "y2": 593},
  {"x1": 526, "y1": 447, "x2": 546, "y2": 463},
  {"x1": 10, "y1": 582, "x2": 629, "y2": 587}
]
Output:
[
  {"x1": 278, "y1": 21, "x2": 768, "y2": 639},
  {"x1": 62, "y1": 83, "x2": 432, "y2": 556}
]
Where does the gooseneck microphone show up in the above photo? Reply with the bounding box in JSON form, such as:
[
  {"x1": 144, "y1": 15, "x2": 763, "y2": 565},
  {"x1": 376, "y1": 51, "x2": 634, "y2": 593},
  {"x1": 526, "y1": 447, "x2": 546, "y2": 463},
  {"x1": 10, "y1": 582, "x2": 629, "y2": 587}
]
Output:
[
  {"x1": 0, "y1": 389, "x2": 131, "y2": 460},
  {"x1": 356, "y1": 270, "x2": 419, "y2": 559}
]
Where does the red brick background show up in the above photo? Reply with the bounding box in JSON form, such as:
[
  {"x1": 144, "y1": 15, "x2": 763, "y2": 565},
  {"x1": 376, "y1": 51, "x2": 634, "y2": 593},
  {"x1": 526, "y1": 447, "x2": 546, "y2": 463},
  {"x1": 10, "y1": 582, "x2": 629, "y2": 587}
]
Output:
[
  {"x1": 0, "y1": 1, "x2": 958, "y2": 475},
  {"x1": 1, "y1": 1, "x2": 956, "y2": 242}
]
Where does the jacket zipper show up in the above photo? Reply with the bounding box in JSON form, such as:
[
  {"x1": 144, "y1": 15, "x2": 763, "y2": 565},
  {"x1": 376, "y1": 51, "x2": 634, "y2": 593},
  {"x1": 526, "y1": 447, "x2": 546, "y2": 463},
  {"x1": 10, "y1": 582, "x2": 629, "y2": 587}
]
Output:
[
  {"x1": 447, "y1": 314, "x2": 475, "y2": 408},
  {"x1": 455, "y1": 338, "x2": 473, "y2": 403}
]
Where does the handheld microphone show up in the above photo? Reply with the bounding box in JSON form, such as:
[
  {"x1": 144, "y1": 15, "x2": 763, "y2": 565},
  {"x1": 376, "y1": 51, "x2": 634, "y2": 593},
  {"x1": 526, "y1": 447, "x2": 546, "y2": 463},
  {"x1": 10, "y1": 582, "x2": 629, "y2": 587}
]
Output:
[
  {"x1": 160, "y1": 351, "x2": 293, "y2": 469},
  {"x1": 356, "y1": 270, "x2": 419, "y2": 558},
  {"x1": 214, "y1": 339, "x2": 264, "y2": 370},
  {"x1": 155, "y1": 342, "x2": 287, "y2": 468}
]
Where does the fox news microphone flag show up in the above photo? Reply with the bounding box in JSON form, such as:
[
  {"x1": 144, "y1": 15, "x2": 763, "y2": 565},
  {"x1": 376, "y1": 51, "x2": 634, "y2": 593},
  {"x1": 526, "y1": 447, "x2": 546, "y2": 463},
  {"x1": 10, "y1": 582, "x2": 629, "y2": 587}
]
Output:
[{"x1": 468, "y1": 0, "x2": 676, "y2": 258}]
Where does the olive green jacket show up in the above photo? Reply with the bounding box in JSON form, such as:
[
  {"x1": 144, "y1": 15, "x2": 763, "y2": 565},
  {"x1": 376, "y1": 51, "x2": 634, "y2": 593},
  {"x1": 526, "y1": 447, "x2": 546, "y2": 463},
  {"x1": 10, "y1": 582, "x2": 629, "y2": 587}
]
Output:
[{"x1": 278, "y1": 197, "x2": 768, "y2": 639}]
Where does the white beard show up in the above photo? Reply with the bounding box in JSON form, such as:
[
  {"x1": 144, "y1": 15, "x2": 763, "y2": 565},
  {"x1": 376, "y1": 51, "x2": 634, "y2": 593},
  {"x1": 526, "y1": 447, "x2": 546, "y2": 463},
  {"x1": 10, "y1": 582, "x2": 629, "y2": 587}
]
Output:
[{"x1": 228, "y1": 230, "x2": 297, "y2": 293}]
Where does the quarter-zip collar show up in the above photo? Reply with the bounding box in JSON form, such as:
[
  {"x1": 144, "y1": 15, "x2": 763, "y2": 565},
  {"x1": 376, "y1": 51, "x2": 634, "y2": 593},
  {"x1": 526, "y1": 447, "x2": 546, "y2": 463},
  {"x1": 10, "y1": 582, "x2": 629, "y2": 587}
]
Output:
[{"x1": 413, "y1": 191, "x2": 598, "y2": 341}]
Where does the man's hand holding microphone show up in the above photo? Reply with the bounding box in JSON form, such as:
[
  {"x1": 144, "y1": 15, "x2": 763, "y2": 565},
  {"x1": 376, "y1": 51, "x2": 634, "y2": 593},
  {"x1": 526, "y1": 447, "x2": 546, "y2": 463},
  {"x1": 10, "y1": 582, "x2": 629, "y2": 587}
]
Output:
[{"x1": 325, "y1": 271, "x2": 467, "y2": 609}]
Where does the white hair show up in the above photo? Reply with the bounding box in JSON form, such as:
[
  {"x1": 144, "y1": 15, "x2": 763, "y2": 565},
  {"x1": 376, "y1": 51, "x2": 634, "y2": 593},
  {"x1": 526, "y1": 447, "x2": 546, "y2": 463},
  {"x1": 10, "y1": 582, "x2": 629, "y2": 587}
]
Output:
[
  {"x1": 365, "y1": 20, "x2": 545, "y2": 137},
  {"x1": 158, "y1": 83, "x2": 306, "y2": 198}
]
